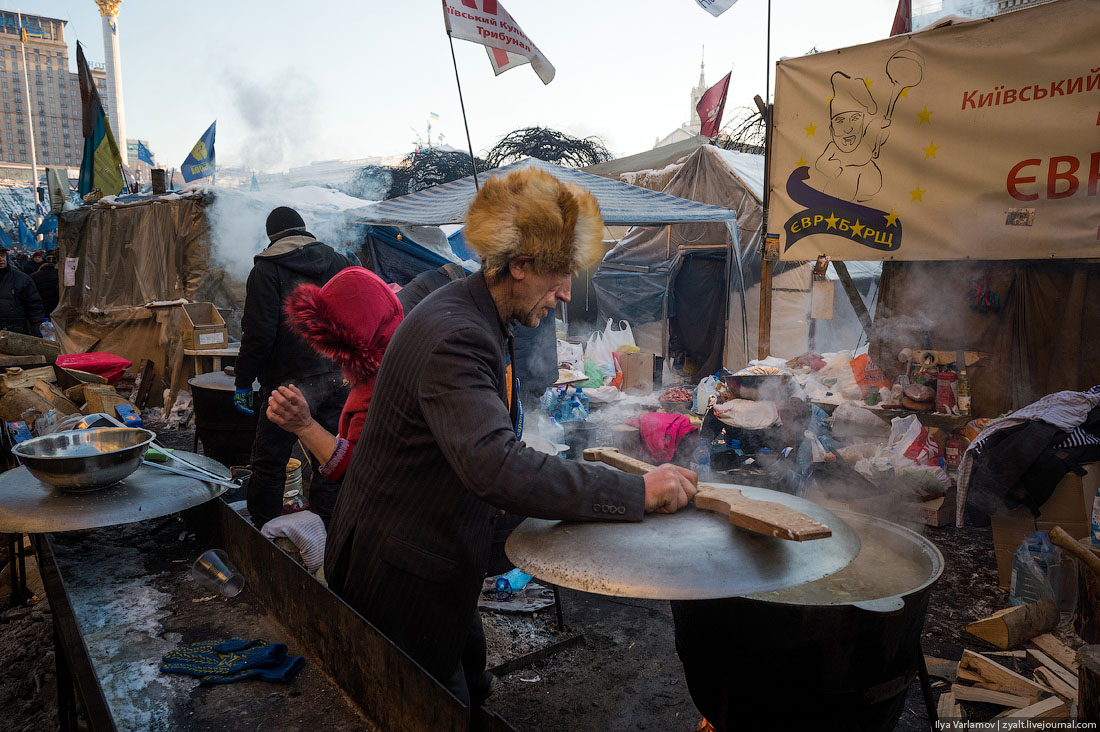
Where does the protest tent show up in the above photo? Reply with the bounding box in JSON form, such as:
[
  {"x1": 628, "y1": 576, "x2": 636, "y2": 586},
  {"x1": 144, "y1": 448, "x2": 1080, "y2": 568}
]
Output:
[{"x1": 348, "y1": 157, "x2": 749, "y2": 365}]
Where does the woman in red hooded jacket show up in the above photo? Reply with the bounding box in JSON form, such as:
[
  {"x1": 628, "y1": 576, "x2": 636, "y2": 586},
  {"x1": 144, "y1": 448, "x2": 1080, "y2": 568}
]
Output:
[{"x1": 265, "y1": 266, "x2": 403, "y2": 482}]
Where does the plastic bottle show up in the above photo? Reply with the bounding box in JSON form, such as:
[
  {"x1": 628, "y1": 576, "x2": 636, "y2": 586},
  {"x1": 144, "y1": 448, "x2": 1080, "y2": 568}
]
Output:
[
  {"x1": 1009, "y1": 531, "x2": 1061, "y2": 606},
  {"x1": 957, "y1": 367, "x2": 972, "y2": 416},
  {"x1": 39, "y1": 318, "x2": 55, "y2": 342},
  {"x1": 1090, "y1": 481, "x2": 1100, "y2": 548},
  {"x1": 690, "y1": 436, "x2": 711, "y2": 480},
  {"x1": 569, "y1": 387, "x2": 589, "y2": 422}
]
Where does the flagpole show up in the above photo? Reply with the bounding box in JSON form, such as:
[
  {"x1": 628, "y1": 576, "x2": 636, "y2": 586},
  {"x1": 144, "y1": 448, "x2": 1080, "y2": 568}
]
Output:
[
  {"x1": 443, "y1": 1, "x2": 480, "y2": 191},
  {"x1": 17, "y1": 13, "x2": 39, "y2": 227},
  {"x1": 765, "y1": 0, "x2": 772, "y2": 105}
]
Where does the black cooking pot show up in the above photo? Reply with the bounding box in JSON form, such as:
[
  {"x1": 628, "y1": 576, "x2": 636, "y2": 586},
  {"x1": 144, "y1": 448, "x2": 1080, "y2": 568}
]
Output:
[
  {"x1": 671, "y1": 511, "x2": 943, "y2": 732},
  {"x1": 188, "y1": 371, "x2": 259, "y2": 469}
]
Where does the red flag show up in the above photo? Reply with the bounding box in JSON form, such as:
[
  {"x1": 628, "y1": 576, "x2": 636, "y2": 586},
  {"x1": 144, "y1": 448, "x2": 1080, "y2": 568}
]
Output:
[
  {"x1": 890, "y1": 0, "x2": 911, "y2": 35},
  {"x1": 696, "y1": 71, "x2": 731, "y2": 138}
]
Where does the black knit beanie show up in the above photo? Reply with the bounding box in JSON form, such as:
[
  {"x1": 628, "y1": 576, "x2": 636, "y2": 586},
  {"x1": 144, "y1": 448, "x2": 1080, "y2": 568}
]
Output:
[{"x1": 265, "y1": 207, "x2": 306, "y2": 240}]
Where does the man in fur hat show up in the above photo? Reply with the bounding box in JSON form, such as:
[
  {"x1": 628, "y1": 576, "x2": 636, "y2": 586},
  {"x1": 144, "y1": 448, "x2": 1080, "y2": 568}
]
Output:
[
  {"x1": 326, "y1": 168, "x2": 698, "y2": 715},
  {"x1": 234, "y1": 206, "x2": 356, "y2": 528}
]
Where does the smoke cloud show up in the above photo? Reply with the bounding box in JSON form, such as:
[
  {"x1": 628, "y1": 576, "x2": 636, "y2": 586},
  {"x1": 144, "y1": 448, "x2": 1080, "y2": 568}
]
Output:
[{"x1": 222, "y1": 69, "x2": 320, "y2": 172}]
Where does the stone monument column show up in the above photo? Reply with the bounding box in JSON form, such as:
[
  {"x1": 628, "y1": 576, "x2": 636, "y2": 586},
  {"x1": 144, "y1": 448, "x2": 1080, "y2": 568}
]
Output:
[{"x1": 94, "y1": 0, "x2": 127, "y2": 165}]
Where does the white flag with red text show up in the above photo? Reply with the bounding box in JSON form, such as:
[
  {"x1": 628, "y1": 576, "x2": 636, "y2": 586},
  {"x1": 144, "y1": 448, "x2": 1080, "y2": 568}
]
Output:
[
  {"x1": 694, "y1": 0, "x2": 739, "y2": 17},
  {"x1": 442, "y1": 0, "x2": 556, "y2": 84}
]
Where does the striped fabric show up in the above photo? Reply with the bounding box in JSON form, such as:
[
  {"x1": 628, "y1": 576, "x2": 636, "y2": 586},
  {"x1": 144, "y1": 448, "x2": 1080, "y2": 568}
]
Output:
[
  {"x1": 260, "y1": 510, "x2": 327, "y2": 574},
  {"x1": 1057, "y1": 426, "x2": 1100, "y2": 449},
  {"x1": 349, "y1": 158, "x2": 738, "y2": 227}
]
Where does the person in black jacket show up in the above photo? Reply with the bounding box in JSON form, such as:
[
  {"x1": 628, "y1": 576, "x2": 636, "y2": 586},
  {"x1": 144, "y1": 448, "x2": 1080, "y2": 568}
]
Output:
[
  {"x1": 0, "y1": 246, "x2": 44, "y2": 335},
  {"x1": 21, "y1": 250, "x2": 43, "y2": 274},
  {"x1": 234, "y1": 207, "x2": 355, "y2": 528},
  {"x1": 30, "y1": 252, "x2": 58, "y2": 316}
]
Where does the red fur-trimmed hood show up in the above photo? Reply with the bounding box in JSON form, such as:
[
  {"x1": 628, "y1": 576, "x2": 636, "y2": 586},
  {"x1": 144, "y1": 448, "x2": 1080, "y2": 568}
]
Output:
[{"x1": 285, "y1": 267, "x2": 403, "y2": 385}]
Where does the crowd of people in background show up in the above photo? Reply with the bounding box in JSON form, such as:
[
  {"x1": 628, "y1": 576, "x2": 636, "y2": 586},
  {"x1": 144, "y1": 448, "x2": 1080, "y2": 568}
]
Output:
[{"x1": 0, "y1": 246, "x2": 59, "y2": 336}]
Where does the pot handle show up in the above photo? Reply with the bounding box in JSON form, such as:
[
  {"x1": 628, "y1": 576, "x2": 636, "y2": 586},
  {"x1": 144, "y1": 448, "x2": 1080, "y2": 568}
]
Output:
[{"x1": 853, "y1": 596, "x2": 905, "y2": 614}]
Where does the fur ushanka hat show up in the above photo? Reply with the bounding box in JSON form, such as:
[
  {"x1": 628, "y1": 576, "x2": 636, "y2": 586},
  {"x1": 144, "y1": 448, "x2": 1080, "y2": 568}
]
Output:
[
  {"x1": 462, "y1": 167, "x2": 603, "y2": 281},
  {"x1": 284, "y1": 267, "x2": 403, "y2": 385}
]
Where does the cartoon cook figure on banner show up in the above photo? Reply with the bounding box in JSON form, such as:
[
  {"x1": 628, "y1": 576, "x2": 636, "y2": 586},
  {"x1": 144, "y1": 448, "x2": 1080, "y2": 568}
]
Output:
[
  {"x1": 815, "y1": 51, "x2": 923, "y2": 203},
  {"x1": 783, "y1": 49, "x2": 924, "y2": 255}
]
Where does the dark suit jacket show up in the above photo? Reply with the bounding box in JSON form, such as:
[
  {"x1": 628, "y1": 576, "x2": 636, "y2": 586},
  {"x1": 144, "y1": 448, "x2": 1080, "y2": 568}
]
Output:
[{"x1": 325, "y1": 272, "x2": 644, "y2": 681}]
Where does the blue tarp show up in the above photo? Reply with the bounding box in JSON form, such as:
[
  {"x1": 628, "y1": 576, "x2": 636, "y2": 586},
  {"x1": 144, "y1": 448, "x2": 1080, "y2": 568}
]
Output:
[
  {"x1": 349, "y1": 158, "x2": 738, "y2": 227},
  {"x1": 357, "y1": 224, "x2": 452, "y2": 287}
]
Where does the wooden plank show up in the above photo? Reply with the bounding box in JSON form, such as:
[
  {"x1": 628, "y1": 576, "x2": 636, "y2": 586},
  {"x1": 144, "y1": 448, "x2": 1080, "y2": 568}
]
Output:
[
  {"x1": 986, "y1": 650, "x2": 1027, "y2": 659},
  {"x1": 1035, "y1": 667, "x2": 1078, "y2": 702},
  {"x1": 133, "y1": 359, "x2": 156, "y2": 409},
  {"x1": 937, "y1": 690, "x2": 963, "y2": 720},
  {"x1": 925, "y1": 656, "x2": 959, "y2": 681},
  {"x1": 951, "y1": 684, "x2": 1034, "y2": 708},
  {"x1": 1014, "y1": 695, "x2": 1070, "y2": 719},
  {"x1": 0, "y1": 365, "x2": 56, "y2": 394},
  {"x1": 1028, "y1": 649, "x2": 1079, "y2": 688},
  {"x1": 0, "y1": 355, "x2": 45, "y2": 368},
  {"x1": 81, "y1": 385, "x2": 130, "y2": 416},
  {"x1": 582, "y1": 447, "x2": 832, "y2": 541},
  {"x1": 1032, "y1": 633, "x2": 1079, "y2": 672},
  {"x1": 965, "y1": 599, "x2": 1059, "y2": 649},
  {"x1": 957, "y1": 668, "x2": 985, "y2": 683},
  {"x1": 959, "y1": 649, "x2": 1049, "y2": 702},
  {"x1": 1079, "y1": 645, "x2": 1100, "y2": 723},
  {"x1": 32, "y1": 379, "x2": 80, "y2": 416}
]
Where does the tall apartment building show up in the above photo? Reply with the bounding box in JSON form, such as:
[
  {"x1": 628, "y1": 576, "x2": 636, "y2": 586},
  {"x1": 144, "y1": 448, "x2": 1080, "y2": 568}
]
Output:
[{"x1": 0, "y1": 11, "x2": 108, "y2": 182}]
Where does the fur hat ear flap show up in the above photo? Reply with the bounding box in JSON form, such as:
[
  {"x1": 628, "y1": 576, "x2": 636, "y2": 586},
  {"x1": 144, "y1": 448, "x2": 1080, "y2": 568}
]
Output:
[{"x1": 463, "y1": 167, "x2": 603, "y2": 280}]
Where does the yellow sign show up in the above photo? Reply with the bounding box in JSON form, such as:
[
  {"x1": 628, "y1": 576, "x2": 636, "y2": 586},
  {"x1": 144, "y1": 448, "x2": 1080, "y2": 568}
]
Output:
[{"x1": 770, "y1": 0, "x2": 1100, "y2": 261}]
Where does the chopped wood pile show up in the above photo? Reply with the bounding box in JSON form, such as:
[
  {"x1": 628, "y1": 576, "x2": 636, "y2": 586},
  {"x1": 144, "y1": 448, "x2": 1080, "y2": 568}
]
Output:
[{"x1": 929, "y1": 598, "x2": 1084, "y2": 721}]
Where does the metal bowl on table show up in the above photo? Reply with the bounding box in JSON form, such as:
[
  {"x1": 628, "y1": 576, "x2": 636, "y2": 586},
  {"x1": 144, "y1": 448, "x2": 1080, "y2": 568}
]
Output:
[{"x1": 12, "y1": 428, "x2": 156, "y2": 492}]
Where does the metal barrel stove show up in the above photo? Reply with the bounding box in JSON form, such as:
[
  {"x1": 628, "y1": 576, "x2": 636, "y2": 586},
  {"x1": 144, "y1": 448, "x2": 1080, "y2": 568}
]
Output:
[
  {"x1": 188, "y1": 371, "x2": 258, "y2": 468},
  {"x1": 670, "y1": 511, "x2": 944, "y2": 732}
]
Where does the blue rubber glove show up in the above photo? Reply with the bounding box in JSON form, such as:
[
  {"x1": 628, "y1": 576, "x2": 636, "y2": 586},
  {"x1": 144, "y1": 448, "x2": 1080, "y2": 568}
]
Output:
[{"x1": 233, "y1": 388, "x2": 254, "y2": 415}]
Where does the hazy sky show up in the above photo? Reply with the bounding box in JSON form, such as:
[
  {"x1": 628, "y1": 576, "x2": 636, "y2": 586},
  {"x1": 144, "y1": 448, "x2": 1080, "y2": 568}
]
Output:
[{"x1": 42, "y1": 0, "x2": 924, "y2": 173}]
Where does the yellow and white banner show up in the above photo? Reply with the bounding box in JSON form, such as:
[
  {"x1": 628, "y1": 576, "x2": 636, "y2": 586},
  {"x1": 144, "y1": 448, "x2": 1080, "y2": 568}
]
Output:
[{"x1": 770, "y1": 0, "x2": 1100, "y2": 261}]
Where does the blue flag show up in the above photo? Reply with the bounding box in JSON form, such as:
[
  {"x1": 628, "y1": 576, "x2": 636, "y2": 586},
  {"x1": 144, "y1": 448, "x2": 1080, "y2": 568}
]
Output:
[
  {"x1": 17, "y1": 218, "x2": 35, "y2": 250},
  {"x1": 181, "y1": 121, "x2": 216, "y2": 182},
  {"x1": 137, "y1": 140, "x2": 155, "y2": 166}
]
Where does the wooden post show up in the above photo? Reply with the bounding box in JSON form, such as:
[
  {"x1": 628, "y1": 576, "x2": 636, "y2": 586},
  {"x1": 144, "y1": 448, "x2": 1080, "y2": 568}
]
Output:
[
  {"x1": 1078, "y1": 645, "x2": 1100, "y2": 723},
  {"x1": 758, "y1": 258, "x2": 773, "y2": 360}
]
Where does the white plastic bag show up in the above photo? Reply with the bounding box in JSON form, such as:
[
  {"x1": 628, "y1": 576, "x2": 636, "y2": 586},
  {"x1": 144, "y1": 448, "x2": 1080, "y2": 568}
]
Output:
[
  {"x1": 585, "y1": 330, "x2": 616, "y2": 378},
  {"x1": 887, "y1": 415, "x2": 940, "y2": 467},
  {"x1": 713, "y1": 399, "x2": 780, "y2": 430},
  {"x1": 693, "y1": 376, "x2": 720, "y2": 415},
  {"x1": 603, "y1": 318, "x2": 636, "y2": 352},
  {"x1": 557, "y1": 339, "x2": 584, "y2": 371}
]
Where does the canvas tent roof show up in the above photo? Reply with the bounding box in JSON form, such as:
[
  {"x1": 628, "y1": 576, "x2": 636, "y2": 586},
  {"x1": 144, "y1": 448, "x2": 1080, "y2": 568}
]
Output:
[
  {"x1": 349, "y1": 157, "x2": 738, "y2": 227},
  {"x1": 583, "y1": 137, "x2": 708, "y2": 190}
]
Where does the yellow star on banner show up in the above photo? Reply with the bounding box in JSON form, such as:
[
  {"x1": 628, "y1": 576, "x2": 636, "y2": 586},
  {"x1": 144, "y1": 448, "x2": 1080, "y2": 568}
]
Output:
[
  {"x1": 864, "y1": 77, "x2": 873, "y2": 89},
  {"x1": 923, "y1": 141, "x2": 941, "y2": 159},
  {"x1": 796, "y1": 157, "x2": 808, "y2": 168},
  {"x1": 804, "y1": 122, "x2": 817, "y2": 137},
  {"x1": 909, "y1": 184, "x2": 926, "y2": 202},
  {"x1": 825, "y1": 213, "x2": 839, "y2": 230},
  {"x1": 850, "y1": 220, "x2": 865, "y2": 237},
  {"x1": 917, "y1": 105, "x2": 933, "y2": 124},
  {"x1": 884, "y1": 209, "x2": 899, "y2": 227}
]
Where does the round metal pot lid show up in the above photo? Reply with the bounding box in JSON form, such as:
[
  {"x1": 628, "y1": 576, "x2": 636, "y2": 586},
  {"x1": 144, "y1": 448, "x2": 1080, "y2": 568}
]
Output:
[
  {"x1": 0, "y1": 451, "x2": 232, "y2": 533},
  {"x1": 506, "y1": 483, "x2": 860, "y2": 601},
  {"x1": 188, "y1": 371, "x2": 260, "y2": 392}
]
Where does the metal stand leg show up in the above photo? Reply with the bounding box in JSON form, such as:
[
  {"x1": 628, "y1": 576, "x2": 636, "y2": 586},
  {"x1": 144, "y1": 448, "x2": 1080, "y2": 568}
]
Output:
[
  {"x1": 917, "y1": 645, "x2": 938, "y2": 730},
  {"x1": 552, "y1": 585, "x2": 566, "y2": 631},
  {"x1": 54, "y1": 623, "x2": 78, "y2": 732},
  {"x1": 6, "y1": 532, "x2": 29, "y2": 605}
]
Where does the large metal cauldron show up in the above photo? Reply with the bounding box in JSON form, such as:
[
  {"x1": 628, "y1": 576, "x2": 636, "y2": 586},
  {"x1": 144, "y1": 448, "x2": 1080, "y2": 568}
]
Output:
[
  {"x1": 670, "y1": 511, "x2": 943, "y2": 732},
  {"x1": 188, "y1": 371, "x2": 259, "y2": 468}
]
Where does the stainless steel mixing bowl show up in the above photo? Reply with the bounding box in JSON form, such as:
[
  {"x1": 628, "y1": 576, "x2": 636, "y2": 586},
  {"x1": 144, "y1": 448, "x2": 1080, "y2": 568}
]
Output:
[{"x1": 12, "y1": 428, "x2": 156, "y2": 492}]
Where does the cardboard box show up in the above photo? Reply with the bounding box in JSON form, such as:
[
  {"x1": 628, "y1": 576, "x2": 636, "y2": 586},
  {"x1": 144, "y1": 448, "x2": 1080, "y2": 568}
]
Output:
[
  {"x1": 181, "y1": 302, "x2": 228, "y2": 351},
  {"x1": 990, "y1": 463, "x2": 1099, "y2": 589},
  {"x1": 620, "y1": 351, "x2": 655, "y2": 396}
]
